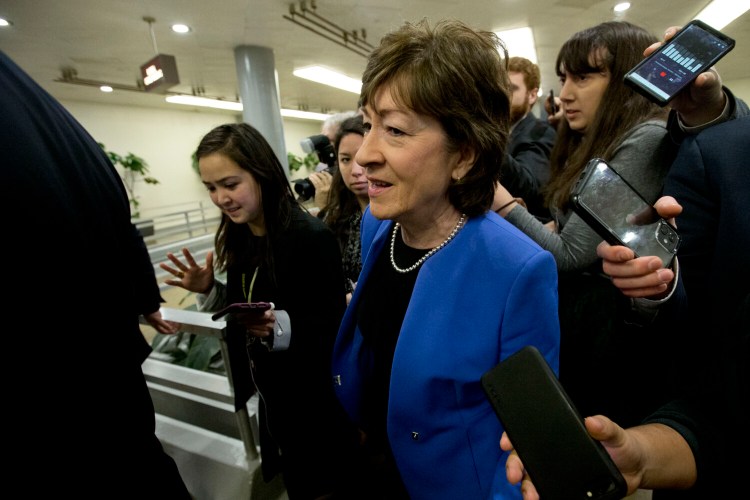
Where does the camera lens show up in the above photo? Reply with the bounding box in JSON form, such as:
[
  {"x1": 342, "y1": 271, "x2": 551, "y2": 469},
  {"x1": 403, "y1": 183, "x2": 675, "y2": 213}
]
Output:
[
  {"x1": 294, "y1": 178, "x2": 315, "y2": 200},
  {"x1": 293, "y1": 165, "x2": 335, "y2": 201}
]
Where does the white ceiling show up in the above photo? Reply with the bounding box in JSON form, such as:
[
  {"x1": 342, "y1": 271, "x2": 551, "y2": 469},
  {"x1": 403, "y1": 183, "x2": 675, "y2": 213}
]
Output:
[{"x1": 1, "y1": 0, "x2": 748, "y2": 117}]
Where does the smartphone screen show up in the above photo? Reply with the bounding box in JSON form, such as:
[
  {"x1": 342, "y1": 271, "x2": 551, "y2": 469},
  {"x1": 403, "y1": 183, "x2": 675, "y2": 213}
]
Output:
[
  {"x1": 570, "y1": 158, "x2": 680, "y2": 267},
  {"x1": 624, "y1": 20, "x2": 734, "y2": 106},
  {"x1": 482, "y1": 346, "x2": 627, "y2": 500}
]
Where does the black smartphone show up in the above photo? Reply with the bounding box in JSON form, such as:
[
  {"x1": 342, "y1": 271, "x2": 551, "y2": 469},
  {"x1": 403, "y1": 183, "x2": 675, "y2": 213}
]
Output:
[
  {"x1": 548, "y1": 88, "x2": 557, "y2": 115},
  {"x1": 481, "y1": 346, "x2": 627, "y2": 500},
  {"x1": 624, "y1": 19, "x2": 735, "y2": 106},
  {"x1": 570, "y1": 158, "x2": 680, "y2": 268}
]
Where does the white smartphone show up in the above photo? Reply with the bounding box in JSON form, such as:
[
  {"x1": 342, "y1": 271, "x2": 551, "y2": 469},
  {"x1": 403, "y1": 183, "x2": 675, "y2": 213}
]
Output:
[{"x1": 624, "y1": 19, "x2": 735, "y2": 106}]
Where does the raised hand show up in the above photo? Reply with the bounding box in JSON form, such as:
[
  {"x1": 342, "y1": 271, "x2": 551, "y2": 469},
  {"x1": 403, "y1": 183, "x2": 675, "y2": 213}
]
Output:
[{"x1": 160, "y1": 247, "x2": 215, "y2": 295}]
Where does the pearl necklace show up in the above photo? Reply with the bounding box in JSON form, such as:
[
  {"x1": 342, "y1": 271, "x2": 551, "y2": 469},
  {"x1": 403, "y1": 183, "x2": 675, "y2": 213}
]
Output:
[{"x1": 390, "y1": 214, "x2": 467, "y2": 273}]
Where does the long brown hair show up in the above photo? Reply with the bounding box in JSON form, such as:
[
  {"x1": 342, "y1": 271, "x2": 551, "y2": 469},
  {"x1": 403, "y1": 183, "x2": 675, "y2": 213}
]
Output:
[
  {"x1": 195, "y1": 123, "x2": 299, "y2": 280},
  {"x1": 321, "y1": 114, "x2": 366, "y2": 238},
  {"x1": 544, "y1": 21, "x2": 668, "y2": 211}
]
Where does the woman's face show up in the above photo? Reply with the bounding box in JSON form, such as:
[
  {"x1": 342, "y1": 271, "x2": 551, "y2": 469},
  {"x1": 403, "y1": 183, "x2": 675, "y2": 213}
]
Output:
[
  {"x1": 356, "y1": 84, "x2": 469, "y2": 228},
  {"x1": 337, "y1": 132, "x2": 368, "y2": 203},
  {"x1": 559, "y1": 61, "x2": 610, "y2": 134},
  {"x1": 199, "y1": 152, "x2": 265, "y2": 235}
]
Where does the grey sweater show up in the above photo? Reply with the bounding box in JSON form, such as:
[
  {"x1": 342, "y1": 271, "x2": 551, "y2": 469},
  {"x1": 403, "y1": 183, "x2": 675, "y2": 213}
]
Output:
[{"x1": 505, "y1": 119, "x2": 673, "y2": 272}]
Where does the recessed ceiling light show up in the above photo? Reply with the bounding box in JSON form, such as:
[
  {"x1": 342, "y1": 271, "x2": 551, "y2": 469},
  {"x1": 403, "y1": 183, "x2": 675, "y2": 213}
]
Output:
[
  {"x1": 614, "y1": 2, "x2": 631, "y2": 13},
  {"x1": 0, "y1": 17, "x2": 12, "y2": 27},
  {"x1": 171, "y1": 24, "x2": 191, "y2": 34},
  {"x1": 100, "y1": 85, "x2": 114, "y2": 93}
]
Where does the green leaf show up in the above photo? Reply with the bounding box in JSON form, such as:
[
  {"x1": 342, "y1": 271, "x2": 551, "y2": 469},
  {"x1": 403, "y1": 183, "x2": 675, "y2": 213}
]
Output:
[{"x1": 183, "y1": 335, "x2": 222, "y2": 371}]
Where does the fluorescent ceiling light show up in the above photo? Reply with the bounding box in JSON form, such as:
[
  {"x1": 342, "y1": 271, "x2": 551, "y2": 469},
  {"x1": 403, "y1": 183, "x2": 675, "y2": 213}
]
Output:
[
  {"x1": 164, "y1": 94, "x2": 330, "y2": 121},
  {"x1": 293, "y1": 66, "x2": 362, "y2": 94},
  {"x1": 280, "y1": 109, "x2": 331, "y2": 121},
  {"x1": 694, "y1": 0, "x2": 750, "y2": 29},
  {"x1": 166, "y1": 95, "x2": 243, "y2": 111},
  {"x1": 494, "y1": 27, "x2": 538, "y2": 64}
]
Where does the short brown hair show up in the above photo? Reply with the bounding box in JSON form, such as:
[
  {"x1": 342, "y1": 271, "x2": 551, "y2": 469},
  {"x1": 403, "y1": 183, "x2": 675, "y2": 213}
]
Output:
[
  {"x1": 359, "y1": 18, "x2": 511, "y2": 217},
  {"x1": 508, "y1": 56, "x2": 541, "y2": 91}
]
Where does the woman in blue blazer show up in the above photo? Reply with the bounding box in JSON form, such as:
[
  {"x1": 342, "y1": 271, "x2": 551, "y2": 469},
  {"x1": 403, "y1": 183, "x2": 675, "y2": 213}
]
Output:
[{"x1": 331, "y1": 19, "x2": 560, "y2": 499}]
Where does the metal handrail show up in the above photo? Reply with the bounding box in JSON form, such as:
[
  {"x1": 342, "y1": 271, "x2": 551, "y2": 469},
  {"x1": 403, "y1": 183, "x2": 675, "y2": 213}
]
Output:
[{"x1": 141, "y1": 307, "x2": 259, "y2": 460}]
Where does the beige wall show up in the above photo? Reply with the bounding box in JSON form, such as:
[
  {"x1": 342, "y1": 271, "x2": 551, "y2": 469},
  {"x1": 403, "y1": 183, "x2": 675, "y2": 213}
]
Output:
[
  {"x1": 59, "y1": 76, "x2": 750, "y2": 218},
  {"x1": 60, "y1": 99, "x2": 321, "y2": 218},
  {"x1": 728, "y1": 78, "x2": 750, "y2": 103}
]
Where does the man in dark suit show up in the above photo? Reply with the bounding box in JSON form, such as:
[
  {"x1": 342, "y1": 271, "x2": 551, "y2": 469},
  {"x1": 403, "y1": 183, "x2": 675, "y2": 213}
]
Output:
[
  {"x1": 0, "y1": 50, "x2": 190, "y2": 497},
  {"x1": 500, "y1": 56, "x2": 556, "y2": 222},
  {"x1": 642, "y1": 114, "x2": 750, "y2": 498},
  {"x1": 589, "y1": 114, "x2": 750, "y2": 498}
]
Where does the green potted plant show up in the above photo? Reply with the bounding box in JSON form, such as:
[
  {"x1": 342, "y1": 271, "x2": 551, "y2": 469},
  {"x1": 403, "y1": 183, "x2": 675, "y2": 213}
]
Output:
[
  {"x1": 99, "y1": 143, "x2": 160, "y2": 220},
  {"x1": 287, "y1": 151, "x2": 319, "y2": 175}
]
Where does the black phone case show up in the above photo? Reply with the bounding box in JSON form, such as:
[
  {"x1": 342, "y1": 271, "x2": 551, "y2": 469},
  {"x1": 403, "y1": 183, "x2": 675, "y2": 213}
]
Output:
[
  {"x1": 548, "y1": 89, "x2": 557, "y2": 114},
  {"x1": 570, "y1": 158, "x2": 680, "y2": 267},
  {"x1": 211, "y1": 301, "x2": 272, "y2": 321},
  {"x1": 624, "y1": 19, "x2": 735, "y2": 106},
  {"x1": 481, "y1": 346, "x2": 627, "y2": 500}
]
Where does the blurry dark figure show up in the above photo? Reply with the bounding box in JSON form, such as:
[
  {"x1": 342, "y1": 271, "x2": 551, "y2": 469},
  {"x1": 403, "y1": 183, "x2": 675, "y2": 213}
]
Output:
[{"x1": 0, "y1": 50, "x2": 189, "y2": 497}]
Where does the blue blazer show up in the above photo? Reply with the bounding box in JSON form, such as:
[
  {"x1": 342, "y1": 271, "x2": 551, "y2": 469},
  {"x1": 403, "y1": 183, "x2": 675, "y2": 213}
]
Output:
[{"x1": 332, "y1": 208, "x2": 560, "y2": 499}]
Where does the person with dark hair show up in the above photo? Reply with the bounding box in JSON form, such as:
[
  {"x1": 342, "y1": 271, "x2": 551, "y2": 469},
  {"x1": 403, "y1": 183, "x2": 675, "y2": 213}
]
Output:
[
  {"x1": 493, "y1": 21, "x2": 682, "y2": 429},
  {"x1": 1, "y1": 50, "x2": 189, "y2": 497},
  {"x1": 501, "y1": 56, "x2": 556, "y2": 221},
  {"x1": 159, "y1": 123, "x2": 360, "y2": 498},
  {"x1": 499, "y1": 23, "x2": 748, "y2": 499},
  {"x1": 308, "y1": 110, "x2": 360, "y2": 211},
  {"x1": 504, "y1": 124, "x2": 750, "y2": 496},
  {"x1": 331, "y1": 19, "x2": 560, "y2": 499},
  {"x1": 318, "y1": 114, "x2": 369, "y2": 303}
]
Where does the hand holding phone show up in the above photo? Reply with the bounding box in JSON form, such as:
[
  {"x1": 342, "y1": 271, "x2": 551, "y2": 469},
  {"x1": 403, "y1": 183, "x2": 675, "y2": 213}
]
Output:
[
  {"x1": 482, "y1": 346, "x2": 627, "y2": 500},
  {"x1": 211, "y1": 301, "x2": 273, "y2": 321},
  {"x1": 548, "y1": 89, "x2": 558, "y2": 115},
  {"x1": 570, "y1": 158, "x2": 680, "y2": 268},
  {"x1": 624, "y1": 20, "x2": 734, "y2": 106}
]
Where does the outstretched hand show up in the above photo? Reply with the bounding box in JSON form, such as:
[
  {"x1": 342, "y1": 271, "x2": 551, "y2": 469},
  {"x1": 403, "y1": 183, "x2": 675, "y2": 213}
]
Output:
[{"x1": 160, "y1": 248, "x2": 215, "y2": 294}]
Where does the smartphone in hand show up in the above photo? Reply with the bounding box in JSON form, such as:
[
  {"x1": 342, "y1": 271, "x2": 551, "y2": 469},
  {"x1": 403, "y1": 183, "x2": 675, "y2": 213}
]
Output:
[
  {"x1": 624, "y1": 19, "x2": 735, "y2": 106},
  {"x1": 211, "y1": 301, "x2": 273, "y2": 321},
  {"x1": 482, "y1": 346, "x2": 627, "y2": 500},
  {"x1": 570, "y1": 158, "x2": 680, "y2": 268},
  {"x1": 548, "y1": 89, "x2": 557, "y2": 115}
]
